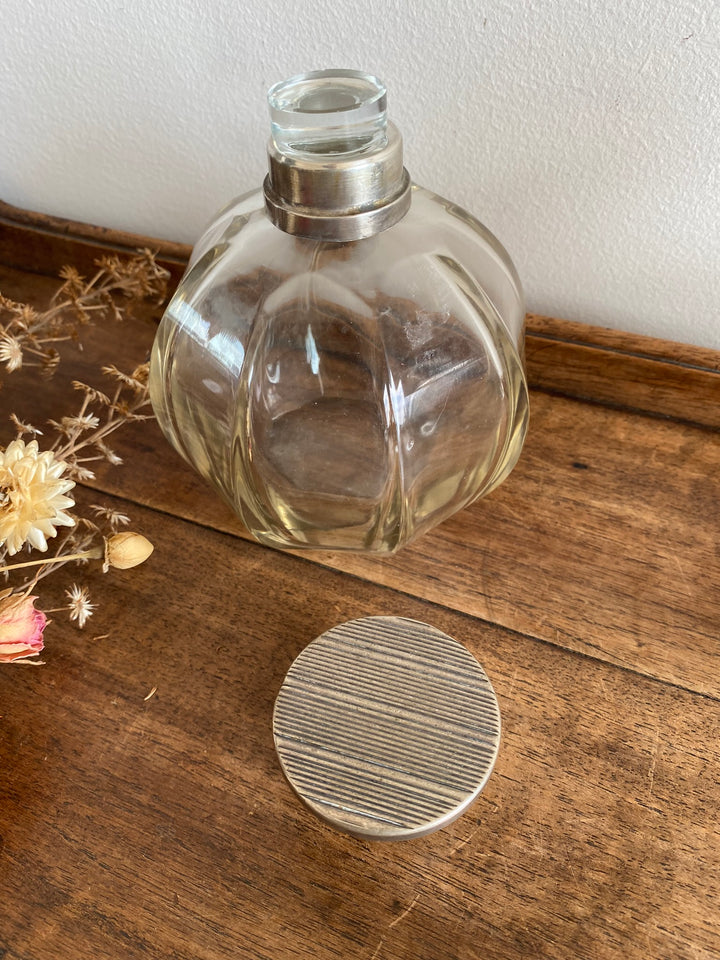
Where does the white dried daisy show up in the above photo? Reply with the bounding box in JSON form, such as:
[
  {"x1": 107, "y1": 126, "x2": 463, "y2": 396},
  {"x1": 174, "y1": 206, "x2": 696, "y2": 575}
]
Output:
[
  {"x1": 0, "y1": 335, "x2": 23, "y2": 372},
  {"x1": 65, "y1": 584, "x2": 96, "y2": 629},
  {"x1": 61, "y1": 413, "x2": 100, "y2": 431},
  {"x1": 0, "y1": 439, "x2": 76, "y2": 555}
]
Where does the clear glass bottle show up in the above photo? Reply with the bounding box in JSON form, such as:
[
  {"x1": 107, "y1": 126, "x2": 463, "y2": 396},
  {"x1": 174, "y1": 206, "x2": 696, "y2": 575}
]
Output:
[{"x1": 150, "y1": 69, "x2": 528, "y2": 553}]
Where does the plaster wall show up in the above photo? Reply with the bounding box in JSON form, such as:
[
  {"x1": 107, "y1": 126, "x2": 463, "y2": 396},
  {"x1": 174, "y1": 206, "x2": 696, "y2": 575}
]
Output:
[{"x1": 2, "y1": 0, "x2": 718, "y2": 346}]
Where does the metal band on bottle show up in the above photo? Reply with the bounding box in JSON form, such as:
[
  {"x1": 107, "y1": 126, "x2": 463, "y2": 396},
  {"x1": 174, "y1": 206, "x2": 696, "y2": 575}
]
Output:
[{"x1": 263, "y1": 122, "x2": 412, "y2": 241}]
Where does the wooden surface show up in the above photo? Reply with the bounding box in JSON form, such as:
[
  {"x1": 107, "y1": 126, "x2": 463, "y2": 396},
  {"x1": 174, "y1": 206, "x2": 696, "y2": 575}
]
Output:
[{"x1": 1, "y1": 203, "x2": 719, "y2": 959}]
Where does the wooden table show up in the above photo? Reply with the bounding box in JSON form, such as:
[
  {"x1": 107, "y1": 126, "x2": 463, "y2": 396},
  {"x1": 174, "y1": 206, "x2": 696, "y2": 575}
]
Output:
[{"x1": 0, "y1": 201, "x2": 718, "y2": 959}]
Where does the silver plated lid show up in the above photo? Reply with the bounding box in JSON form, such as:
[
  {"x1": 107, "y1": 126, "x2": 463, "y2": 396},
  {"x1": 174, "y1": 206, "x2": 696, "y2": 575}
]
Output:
[{"x1": 273, "y1": 616, "x2": 501, "y2": 840}]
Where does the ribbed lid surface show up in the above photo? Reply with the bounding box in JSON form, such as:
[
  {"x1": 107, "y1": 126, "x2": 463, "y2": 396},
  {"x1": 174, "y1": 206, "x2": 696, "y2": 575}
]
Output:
[{"x1": 273, "y1": 616, "x2": 501, "y2": 840}]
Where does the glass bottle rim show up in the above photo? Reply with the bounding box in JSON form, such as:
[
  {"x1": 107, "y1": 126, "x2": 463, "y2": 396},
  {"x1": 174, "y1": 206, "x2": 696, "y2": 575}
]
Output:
[
  {"x1": 267, "y1": 69, "x2": 388, "y2": 157},
  {"x1": 267, "y1": 69, "x2": 387, "y2": 121}
]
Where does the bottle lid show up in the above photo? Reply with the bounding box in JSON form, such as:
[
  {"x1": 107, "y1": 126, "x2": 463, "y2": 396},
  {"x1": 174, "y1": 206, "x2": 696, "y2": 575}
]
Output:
[
  {"x1": 263, "y1": 70, "x2": 411, "y2": 242},
  {"x1": 273, "y1": 616, "x2": 501, "y2": 840}
]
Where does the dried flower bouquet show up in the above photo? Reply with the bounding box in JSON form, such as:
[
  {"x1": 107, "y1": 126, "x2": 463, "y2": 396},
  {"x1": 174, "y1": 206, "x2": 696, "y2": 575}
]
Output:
[{"x1": 0, "y1": 251, "x2": 169, "y2": 662}]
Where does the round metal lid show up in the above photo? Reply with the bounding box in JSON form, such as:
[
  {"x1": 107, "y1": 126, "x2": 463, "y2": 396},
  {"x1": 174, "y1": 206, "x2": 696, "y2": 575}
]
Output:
[{"x1": 273, "y1": 616, "x2": 501, "y2": 840}]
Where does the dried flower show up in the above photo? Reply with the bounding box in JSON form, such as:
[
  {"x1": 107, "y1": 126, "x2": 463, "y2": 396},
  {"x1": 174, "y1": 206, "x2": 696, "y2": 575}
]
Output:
[
  {"x1": 104, "y1": 532, "x2": 154, "y2": 571},
  {"x1": 10, "y1": 415, "x2": 42, "y2": 438},
  {"x1": 0, "y1": 249, "x2": 169, "y2": 384},
  {"x1": 65, "y1": 584, "x2": 96, "y2": 629},
  {"x1": 0, "y1": 439, "x2": 76, "y2": 555},
  {"x1": 63, "y1": 413, "x2": 100, "y2": 432},
  {"x1": 54, "y1": 362, "x2": 153, "y2": 472},
  {"x1": 0, "y1": 250, "x2": 169, "y2": 661},
  {"x1": 72, "y1": 381, "x2": 111, "y2": 406},
  {"x1": 0, "y1": 589, "x2": 47, "y2": 662},
  {"x1": 95, "y1": 440, "x2": 122, "y2": 466},
  {"x1": 0, "y1": 334, "x2": 23, "y2": 372},
  {"x1": 90, "y1": 505, "x2": 130, "y2": 529},
  {"x1": 65, "y1": 464, "x2": 96, "y2": 482}
]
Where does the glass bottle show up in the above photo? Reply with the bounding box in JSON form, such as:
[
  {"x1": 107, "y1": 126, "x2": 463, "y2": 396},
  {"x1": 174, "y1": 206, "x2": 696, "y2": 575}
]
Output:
[{"x1": 150, "y1": 69, "x2": 528, "y2": 553}]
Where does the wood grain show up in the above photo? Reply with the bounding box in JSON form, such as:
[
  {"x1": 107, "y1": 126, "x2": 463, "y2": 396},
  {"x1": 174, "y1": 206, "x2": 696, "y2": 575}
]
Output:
[
  {"x1": 1, "y1": 258, "x2": 719, "y2": 698},
  {"x1": 81, "y1": 390, "x2": 720, "y2": 700},
  {"x1": 3, "y1": 261, "x2": 717, "y2": 697},
  {"x1": 1, "y1": 202, "x2": 719, "y2": 960},
  {"x1": 527, "y1": 314, "x2": 720, "y2": 429},
  {"x1": 1, "y1": 493, "x2": 718, "y2": 960}
]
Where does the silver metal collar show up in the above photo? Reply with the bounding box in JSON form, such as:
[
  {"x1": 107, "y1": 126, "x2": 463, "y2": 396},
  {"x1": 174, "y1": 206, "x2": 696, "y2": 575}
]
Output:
[{"x1": 264, "y1": 122, "x2": 411, "y2": 242}]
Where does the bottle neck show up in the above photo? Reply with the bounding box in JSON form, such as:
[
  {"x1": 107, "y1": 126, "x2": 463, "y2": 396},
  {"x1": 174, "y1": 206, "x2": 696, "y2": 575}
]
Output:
[
  {"x1": 263, "y1": 70, "x2": 410, "y2": 242},
  {"x1": 263, "y1": 122, "x2": 411, "y2": 242}
]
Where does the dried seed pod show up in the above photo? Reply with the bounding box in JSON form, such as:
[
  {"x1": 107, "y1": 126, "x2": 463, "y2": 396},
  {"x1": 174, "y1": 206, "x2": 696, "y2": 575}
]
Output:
[{"x1": 104, "y1": 532, "x2": 154, "y2": 571}]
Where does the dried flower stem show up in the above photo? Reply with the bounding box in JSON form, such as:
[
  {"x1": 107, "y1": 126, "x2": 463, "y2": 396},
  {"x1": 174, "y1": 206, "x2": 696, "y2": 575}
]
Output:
[
  {"x1": 0, "y1": 251, "x2": 166, "y2": 656},
  {"x1": 52, "y1": 372, "x2": 152, "y2": 466},
  {"x1": 0, "y1": 548, "x2": 103, "y2": 573},
  {"x1": 0, "y1": 250, "x2": 168, "y2": 379}
]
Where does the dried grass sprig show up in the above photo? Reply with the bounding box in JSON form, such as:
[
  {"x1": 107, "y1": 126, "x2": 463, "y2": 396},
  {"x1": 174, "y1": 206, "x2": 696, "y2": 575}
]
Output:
[
  {"x1": 0, "y1": 250, "x2": 168, "y2": 379},
  {"x1": 0, "y1": 251, "x2": 167, "y2": 660}
]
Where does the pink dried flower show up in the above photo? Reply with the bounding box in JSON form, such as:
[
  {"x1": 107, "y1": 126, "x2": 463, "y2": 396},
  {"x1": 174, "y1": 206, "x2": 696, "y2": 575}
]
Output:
[{"x1": 0, "y1": 590, "x2": 47, "y2": 662}]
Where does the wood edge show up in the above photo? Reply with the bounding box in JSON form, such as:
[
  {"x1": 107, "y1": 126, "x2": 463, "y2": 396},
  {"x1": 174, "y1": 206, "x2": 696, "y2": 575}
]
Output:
[
  {"x1": 0, "y1": 198, "x2": 192, "y2": 265},
  {"x1": 526, "y1": 313, "x2": 720, "y2": 374}
]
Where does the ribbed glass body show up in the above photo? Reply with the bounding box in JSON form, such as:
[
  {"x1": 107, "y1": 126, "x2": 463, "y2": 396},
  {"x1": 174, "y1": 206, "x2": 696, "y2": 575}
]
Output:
[
  {"x1": 151, "y1": 185, "x2": 527, "y2": 553},
  {"x1": 150, "y1": 70, "x2": 528, "y2": 553}
]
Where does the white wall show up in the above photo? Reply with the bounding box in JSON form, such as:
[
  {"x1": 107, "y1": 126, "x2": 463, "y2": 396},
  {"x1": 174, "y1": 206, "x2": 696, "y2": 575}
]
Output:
[{"x1": 2, "y1": 0, "x2": 718, "y2": 348}]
